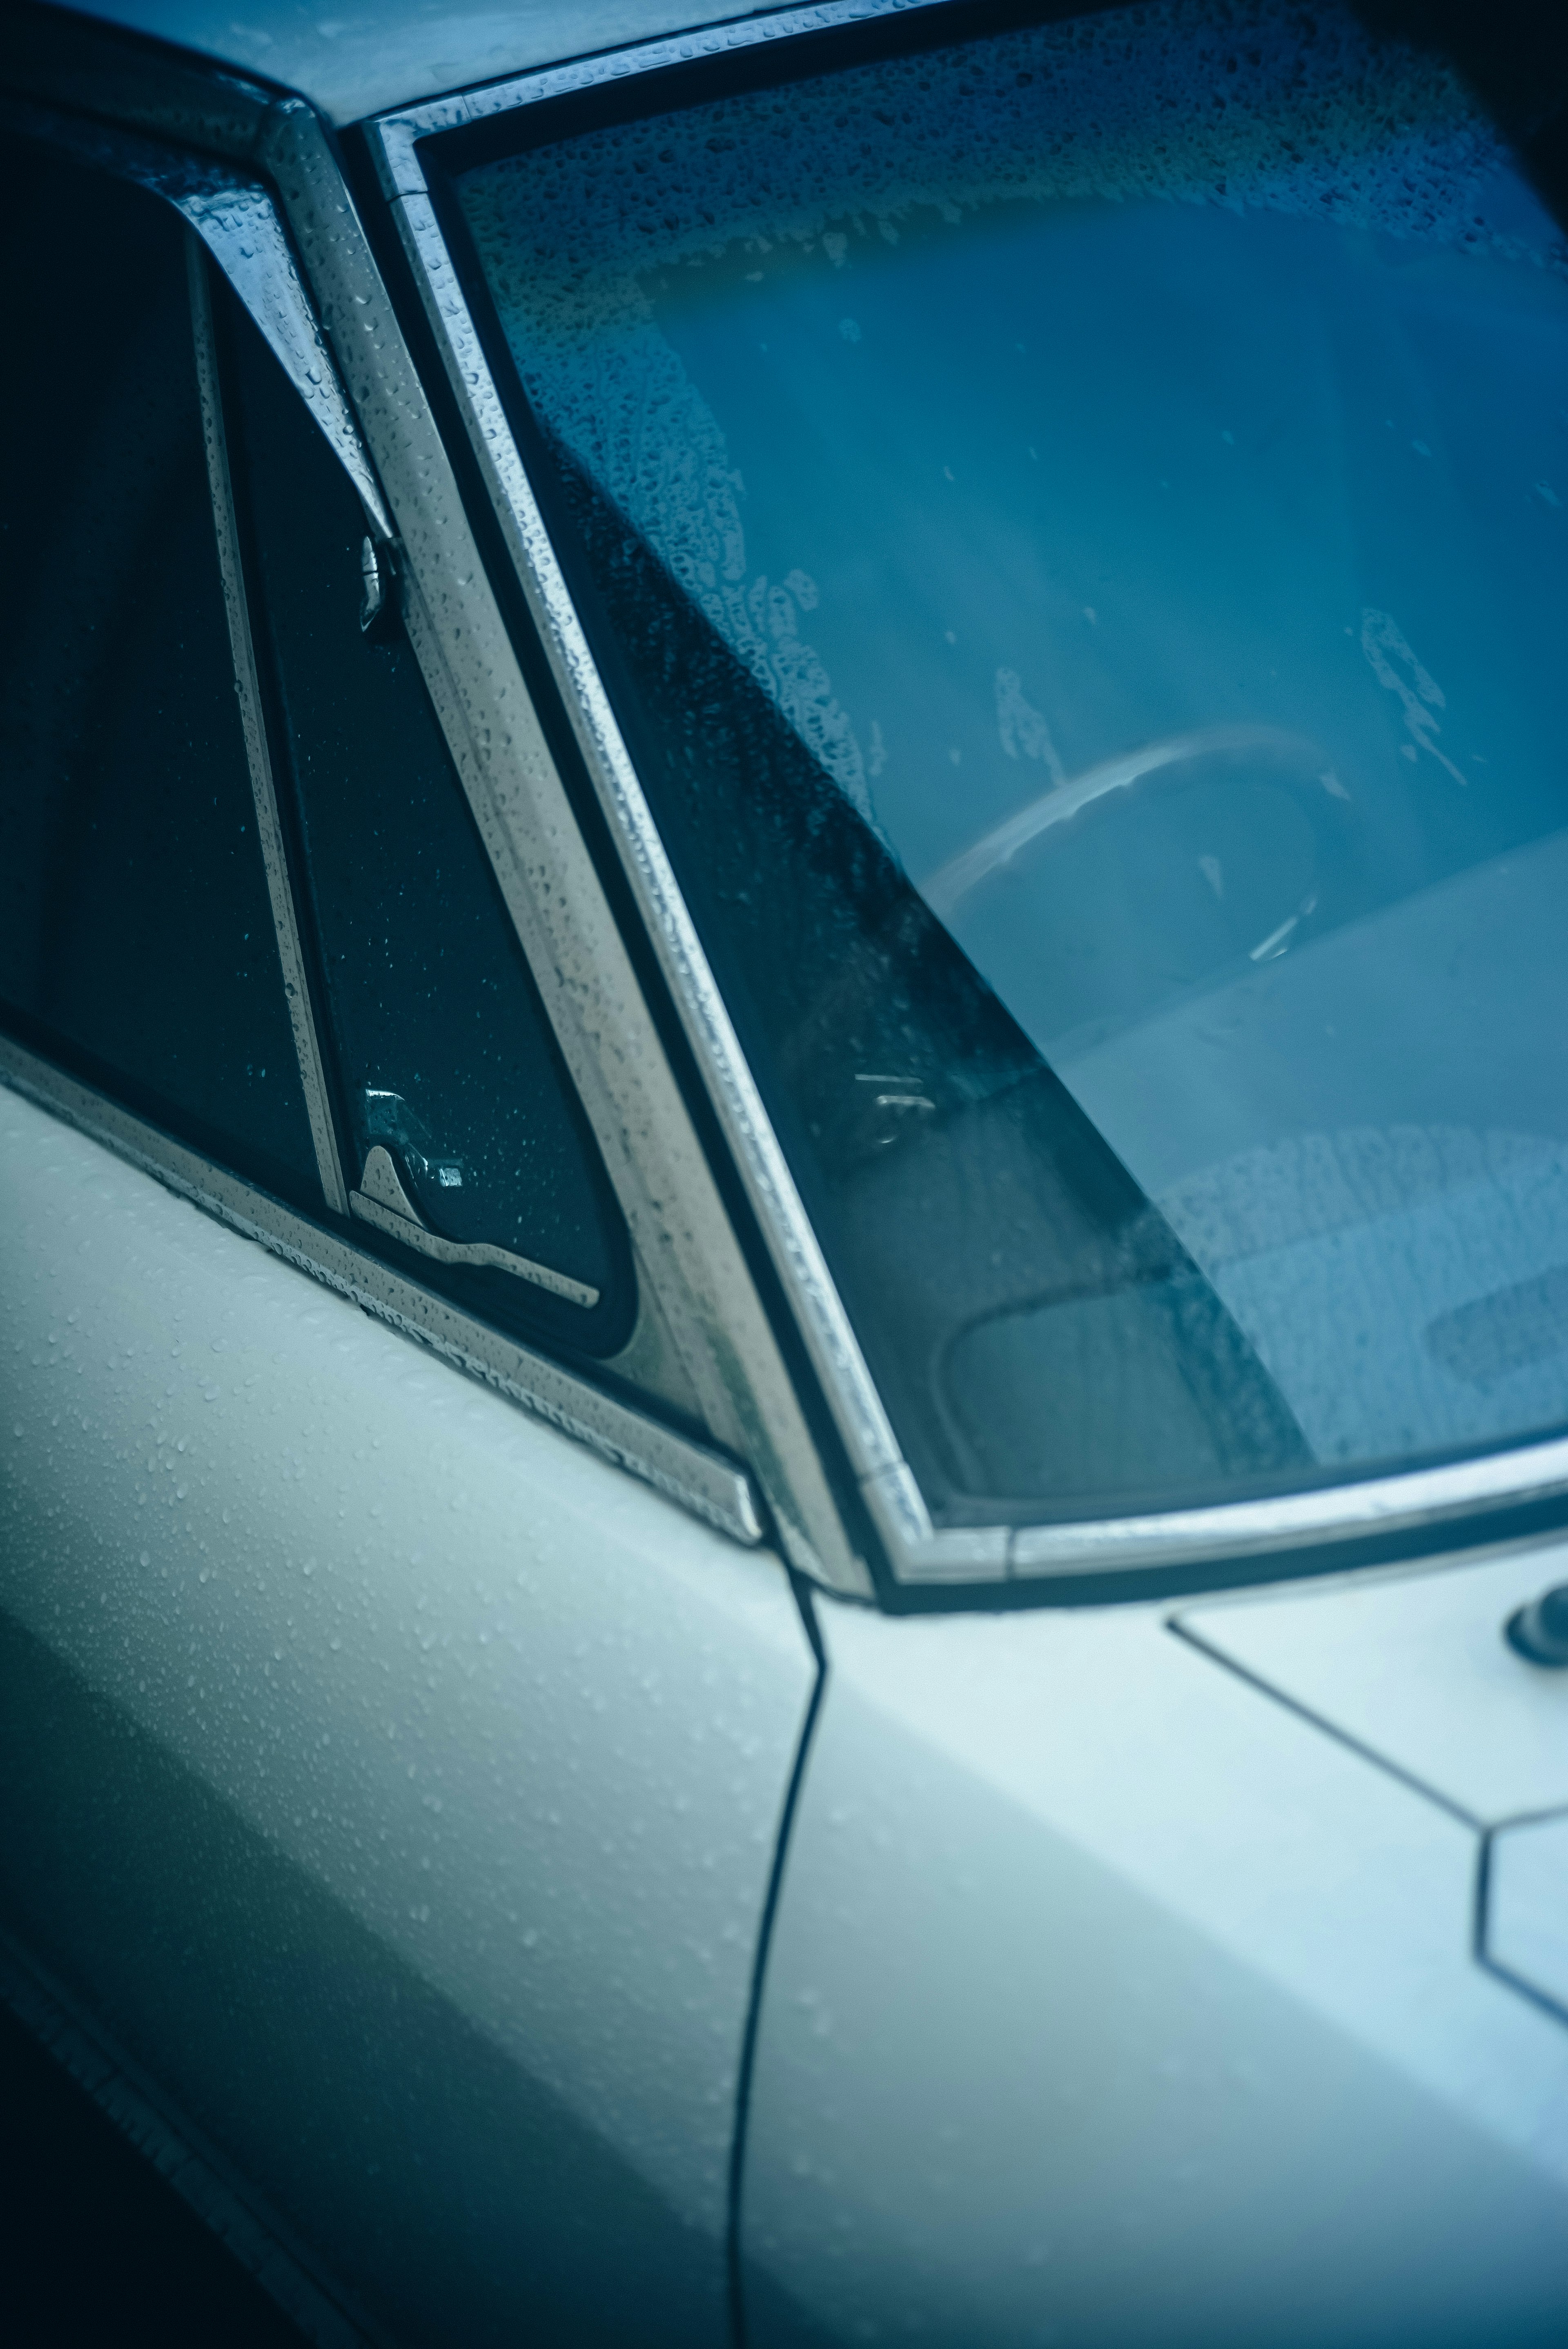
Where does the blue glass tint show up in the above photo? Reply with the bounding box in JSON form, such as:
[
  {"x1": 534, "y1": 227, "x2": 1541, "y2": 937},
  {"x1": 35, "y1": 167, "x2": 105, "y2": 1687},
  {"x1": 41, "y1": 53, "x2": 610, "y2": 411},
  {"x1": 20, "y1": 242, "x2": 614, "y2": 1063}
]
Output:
[
  {"x1": 0, "y1": 143, "x2": 320, "y2": 1203},
  {"x1": 458, "y1": 0, "x2": 1568, "y2": 1516}
]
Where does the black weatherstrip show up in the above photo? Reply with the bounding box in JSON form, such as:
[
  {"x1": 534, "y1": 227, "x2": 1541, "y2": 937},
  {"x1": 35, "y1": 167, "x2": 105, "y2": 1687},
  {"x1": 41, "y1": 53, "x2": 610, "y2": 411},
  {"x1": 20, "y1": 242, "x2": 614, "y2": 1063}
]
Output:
[{"x1": 728, "y1": 1576, "x2": 830, "y2": 2349}]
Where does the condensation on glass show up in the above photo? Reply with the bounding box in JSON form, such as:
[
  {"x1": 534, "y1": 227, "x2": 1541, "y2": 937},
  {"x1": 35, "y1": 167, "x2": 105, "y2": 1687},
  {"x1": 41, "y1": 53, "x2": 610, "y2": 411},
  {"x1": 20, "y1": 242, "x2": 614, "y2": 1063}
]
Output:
[{"x1": 444, "y1": 0, "x2": 1568, "y2": 1525}]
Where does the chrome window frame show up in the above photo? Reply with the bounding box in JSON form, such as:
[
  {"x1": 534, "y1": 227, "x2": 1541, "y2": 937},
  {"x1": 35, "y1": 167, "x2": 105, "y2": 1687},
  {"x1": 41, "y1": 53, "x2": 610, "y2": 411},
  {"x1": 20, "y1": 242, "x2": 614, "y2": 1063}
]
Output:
[
  {"x1": 362, "y1": 0, "x2": 1568, "y2": 1592},
  {"x1": 0, "y1": 37, "x2": 866, "y2": 1577},
  {"x1": 0, "y1": 92, "x2": 393, "y2": 540},
  {"x1": 185, "y1": 228, "x2": 350, "y2": 1220}
]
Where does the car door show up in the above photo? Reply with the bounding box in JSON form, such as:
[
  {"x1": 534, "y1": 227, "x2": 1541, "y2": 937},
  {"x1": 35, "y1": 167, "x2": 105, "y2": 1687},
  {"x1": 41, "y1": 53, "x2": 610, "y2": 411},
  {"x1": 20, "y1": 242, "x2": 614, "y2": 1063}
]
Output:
[{"x1": 0, "y1": 119, "x2": 817, "y2": 2349}]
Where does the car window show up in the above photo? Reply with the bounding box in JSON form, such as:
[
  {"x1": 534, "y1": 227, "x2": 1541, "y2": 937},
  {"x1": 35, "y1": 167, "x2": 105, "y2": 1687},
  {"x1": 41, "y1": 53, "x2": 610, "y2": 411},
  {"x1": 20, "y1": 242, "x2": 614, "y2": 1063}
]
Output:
[
  {"x1": 0, "y1": 140, "x2": 321, "y2": 1205},
  {"x1": 448, "y1": 0, "x2": 1568, "y2": 1523},
  {"x1": 217, "y1": 282, "x2": 634, "y2": 1357}
]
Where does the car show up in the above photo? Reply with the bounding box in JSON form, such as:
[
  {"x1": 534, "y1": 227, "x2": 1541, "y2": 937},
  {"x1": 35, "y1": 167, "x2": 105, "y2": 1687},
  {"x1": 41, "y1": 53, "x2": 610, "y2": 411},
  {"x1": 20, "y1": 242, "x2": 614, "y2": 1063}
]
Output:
[{"x1": 2, "y1": 0, "x2": 1568, "y2": 2341}]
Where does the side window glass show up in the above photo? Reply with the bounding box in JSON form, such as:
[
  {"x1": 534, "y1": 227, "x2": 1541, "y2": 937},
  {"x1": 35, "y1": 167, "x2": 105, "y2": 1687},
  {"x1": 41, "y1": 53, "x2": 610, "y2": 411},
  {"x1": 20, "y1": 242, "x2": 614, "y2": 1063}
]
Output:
[
  {"x1": 218, "y1": 287, "x2": 633, "y2": 1357},
  {"x1": 0, "y1": 140, "x2": 321, "y2": 1206}
]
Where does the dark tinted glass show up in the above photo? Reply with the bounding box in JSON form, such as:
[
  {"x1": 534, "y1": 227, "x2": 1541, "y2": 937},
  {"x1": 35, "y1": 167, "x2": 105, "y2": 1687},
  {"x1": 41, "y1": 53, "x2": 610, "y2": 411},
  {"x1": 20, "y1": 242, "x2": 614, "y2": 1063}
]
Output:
[
  {"x1": 219, "y1": 290, "x2": 631, "y2": 1356},
  {"x1": 455, "y1": 0, "x2": 1568, "y2": 1523},
  {"x1": 0, "y1": 143, "x2": 319, "y2": 1204}
]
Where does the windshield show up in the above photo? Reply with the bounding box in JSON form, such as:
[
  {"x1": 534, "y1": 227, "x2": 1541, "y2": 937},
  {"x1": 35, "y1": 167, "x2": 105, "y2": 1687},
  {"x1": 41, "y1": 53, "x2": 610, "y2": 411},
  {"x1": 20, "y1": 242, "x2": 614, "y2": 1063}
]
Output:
[{"x1": 453, "y1": 0, "x2": 1568, "y2": 1526}]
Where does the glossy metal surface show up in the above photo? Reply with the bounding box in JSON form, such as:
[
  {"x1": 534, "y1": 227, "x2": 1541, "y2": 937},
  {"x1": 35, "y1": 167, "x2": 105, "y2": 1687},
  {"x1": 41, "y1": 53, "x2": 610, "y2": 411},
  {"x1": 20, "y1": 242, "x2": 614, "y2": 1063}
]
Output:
[
  {"x1": 380, "y1": 0, "x2": 951, "y2": 140},
  {"x1": 0, "y1": 1035, "x2": 763, "y2": 1544},
  {"x1": 1178, "y1": 1538, "x2": 1568, "y2": 1822},
  {"x1": 188, "y1": 233, "x2": 350, "y2": 1219},
  {"x1": 1002, "y1": 1444, "x2": 1568, "y2": 1580},
  {"x1": 357, "y1": 534, "x2": 388, "y2": 632},
  {"x1": 743, "y1": 1589, "x2": 1568, "y2": 2346},
  {"x1": 180, "y1": 180, "x2": 392, "y2": 539},
  {"x1": 0, "y1": 1074, "x2": 816, "y2": 2343},
  {"x1": 0, "y1": 92, "x2": 390, "y2": 536}
]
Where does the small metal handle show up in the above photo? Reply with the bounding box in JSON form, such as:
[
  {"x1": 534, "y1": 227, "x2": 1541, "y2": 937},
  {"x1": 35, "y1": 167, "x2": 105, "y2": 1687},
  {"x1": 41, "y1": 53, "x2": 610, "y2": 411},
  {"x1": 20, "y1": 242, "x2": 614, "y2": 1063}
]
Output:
[{"x1": 360, "y1": 534, "x2": 393, "y2": 634}]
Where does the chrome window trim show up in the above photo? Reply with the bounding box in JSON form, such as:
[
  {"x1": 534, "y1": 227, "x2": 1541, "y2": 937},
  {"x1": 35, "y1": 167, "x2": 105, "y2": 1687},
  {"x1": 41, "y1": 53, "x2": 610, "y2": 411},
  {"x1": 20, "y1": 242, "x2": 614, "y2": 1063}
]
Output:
[
  {"x1": 347, "y1": 1146, "x2": 602, "y2": 1307},
  {"x1": 0, "y1": 1031, "x2": 765, "y2": 1549},
  {"x1": 371, "y1": 0, "x2": 956, "y2": 152},
  {"x1": 364, "y1": 0, "x2": 1568, "y2": 1590},
  {"x1": 180, "y1": 176, "x2": 392, "y2": 542},
  {"x1": 0, "y1": 93, "x2": 392, "y2": 541},
  {"x1": 187, "y1": 230, "x2": 350, "y2": 1219}
]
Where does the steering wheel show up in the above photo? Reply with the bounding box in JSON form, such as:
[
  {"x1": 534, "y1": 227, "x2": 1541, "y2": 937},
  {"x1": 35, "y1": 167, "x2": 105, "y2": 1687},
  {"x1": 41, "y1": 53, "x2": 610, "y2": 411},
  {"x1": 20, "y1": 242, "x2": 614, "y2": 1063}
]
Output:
[{"x1": 920, "y1": 724, "x2": 1365, "y2": 963}]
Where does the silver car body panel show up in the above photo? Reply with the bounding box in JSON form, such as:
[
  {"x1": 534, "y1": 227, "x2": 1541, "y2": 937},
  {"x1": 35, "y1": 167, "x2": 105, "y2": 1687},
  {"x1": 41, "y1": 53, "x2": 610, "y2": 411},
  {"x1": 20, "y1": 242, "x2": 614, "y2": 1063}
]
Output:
[
  {"x1": 0, "y1": 1036, "x2": 762, "y2": 1544},
  {"x1": 1178, "y1": 1541, "x2": 1568, "y2": 1825},
  {"x1": 0, "y1": 1925, "x2": 374, "y2": 2347},
  {"x1": 0, "y1": 1076, "x2": 817, "y2": 2341},
  {"x1": 744, "y1": 1574, "x2": 1568, "y2": 2345}
]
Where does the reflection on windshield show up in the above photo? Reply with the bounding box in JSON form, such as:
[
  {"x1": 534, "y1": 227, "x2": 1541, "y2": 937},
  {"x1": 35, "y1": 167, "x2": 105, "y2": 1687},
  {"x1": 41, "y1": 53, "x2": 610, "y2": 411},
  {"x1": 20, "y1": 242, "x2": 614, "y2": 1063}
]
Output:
[{"x1": 461, "y1": 0, "x2": 1568, "y2": 1519}]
